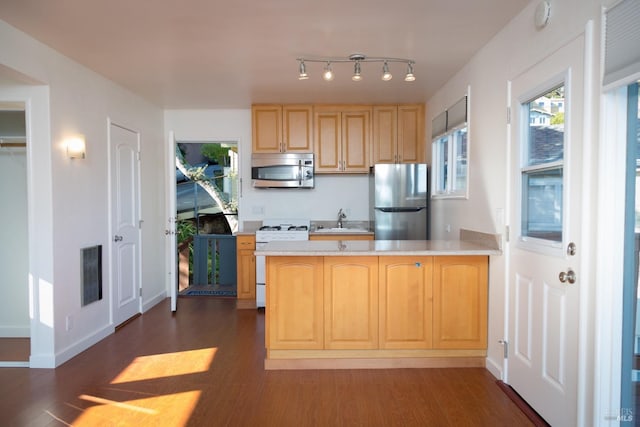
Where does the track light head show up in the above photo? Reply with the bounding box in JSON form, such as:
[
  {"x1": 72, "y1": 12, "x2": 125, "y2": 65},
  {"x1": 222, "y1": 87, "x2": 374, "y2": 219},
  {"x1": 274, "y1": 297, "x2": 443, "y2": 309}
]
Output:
[
  {"x1": 298, "y1": 60, "x2": 309, "y2": 80},
  {"x1": 404, "y1": 62, "x2": 416, "y2": 82},
  {"x1": 381, "y1": 61, "x2": 392, "y2": 81},
  {"x1": 352, "y1": 61, "x2": 362, "y2": 81},
  {"x1": 322, "y1": 62, "x2": 334, "y2": 81}
]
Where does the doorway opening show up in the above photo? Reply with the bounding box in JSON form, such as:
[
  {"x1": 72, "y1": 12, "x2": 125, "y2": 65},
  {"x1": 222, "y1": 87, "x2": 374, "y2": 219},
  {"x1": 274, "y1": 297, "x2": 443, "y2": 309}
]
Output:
[
  {"x1": 175, "y1": 141, "x2": 239, "y2": 297},
  {"x1": 0, "y1": 105, "x2": 29, "y2": 365}
]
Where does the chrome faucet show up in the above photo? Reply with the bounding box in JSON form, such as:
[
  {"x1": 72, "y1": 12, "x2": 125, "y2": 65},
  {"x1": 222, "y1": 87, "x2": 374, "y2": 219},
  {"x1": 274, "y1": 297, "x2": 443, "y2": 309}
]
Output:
[{"x1": 337, "y1": 208, "x2": 346, "y2": 228}]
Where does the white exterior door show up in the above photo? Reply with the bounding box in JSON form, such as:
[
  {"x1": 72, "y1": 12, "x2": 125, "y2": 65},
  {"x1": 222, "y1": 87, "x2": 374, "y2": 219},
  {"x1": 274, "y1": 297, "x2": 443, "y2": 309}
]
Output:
[
  {"x1": 166, "y1": 131, "x2": 177, "y2": 312},
  {"x1": 506, "y1": 34, "x2": 586, "y2": 427},
  {"x1": 109, "y1": 122, "x2": 142, "y2": 326}
]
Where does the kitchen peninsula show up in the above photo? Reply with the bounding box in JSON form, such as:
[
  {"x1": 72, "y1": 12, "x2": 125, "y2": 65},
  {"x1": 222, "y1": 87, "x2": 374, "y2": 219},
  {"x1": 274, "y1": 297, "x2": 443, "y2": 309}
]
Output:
[{"x1": 255, "y1": 232, "x2": 501, "y2": 370}]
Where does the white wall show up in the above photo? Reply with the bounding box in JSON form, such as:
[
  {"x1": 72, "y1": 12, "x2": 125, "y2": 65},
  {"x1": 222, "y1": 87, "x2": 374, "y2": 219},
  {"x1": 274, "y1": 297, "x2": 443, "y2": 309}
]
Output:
[
  {"x1": 425, "y1": 0, "x2": 603, "y2": 421},
  {"x1": 165, "y1": 109, "x2": 371, "y2": 228},
  {"x1": 0, "y1": 20, "x2": 166, "y2": 367}
]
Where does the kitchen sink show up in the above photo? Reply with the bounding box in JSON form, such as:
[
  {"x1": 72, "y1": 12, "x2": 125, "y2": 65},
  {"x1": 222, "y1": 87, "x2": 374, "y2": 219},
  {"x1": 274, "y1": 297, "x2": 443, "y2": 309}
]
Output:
[{"x1": 314, "y1": 227, "x2": 369, "y2": 233}]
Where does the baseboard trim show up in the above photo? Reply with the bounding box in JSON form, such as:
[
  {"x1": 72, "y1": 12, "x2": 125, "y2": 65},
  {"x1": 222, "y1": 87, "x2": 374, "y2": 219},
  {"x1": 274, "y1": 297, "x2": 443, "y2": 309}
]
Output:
[
  {"x1": 54, "y1": 323, "x2": 114, "y2": 367},
  {"x1": 485, "y1": 356, "x2": 503, "y2": 380},
  {"x1": 265, "y1": 356, "x2": 486, "y2": 370},
  {"x1": 0, "y1": 361, "x2": 29, "y2": 368},
  {"x1": 236, "y1": 299, "x2": 257, "y2": 310},
  {"x1": 0, "y1": 326, "x2": 30, "y2": 337},
  {"x1": 496, "y1": 380, "x2": 551, "y2": 427}
]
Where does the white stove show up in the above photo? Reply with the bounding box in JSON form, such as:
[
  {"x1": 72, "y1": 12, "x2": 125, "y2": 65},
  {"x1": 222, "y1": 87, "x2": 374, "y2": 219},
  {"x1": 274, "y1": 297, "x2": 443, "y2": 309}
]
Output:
[
  {"x1": 255, "y1": 219, "x2": 310, "y2": 308},
  {"x1": 255, "y1": 219, "x2": 310, "y2": 242}
]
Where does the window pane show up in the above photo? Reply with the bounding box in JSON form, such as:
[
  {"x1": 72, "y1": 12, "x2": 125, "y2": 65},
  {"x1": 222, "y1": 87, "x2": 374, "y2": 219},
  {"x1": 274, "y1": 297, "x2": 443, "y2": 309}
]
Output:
[
  {"x1": 526, "y1": 86, "x2": 564, "y2": 167},
  {"x1": 454, "y1": 128, "x2": 467, "y2": 191},
  {"x1": 435, "y1": 136, "x2": 448, "y2": 193},
  {"x1": 521, "y1": 167, "x2": 563, "y2": 242}
]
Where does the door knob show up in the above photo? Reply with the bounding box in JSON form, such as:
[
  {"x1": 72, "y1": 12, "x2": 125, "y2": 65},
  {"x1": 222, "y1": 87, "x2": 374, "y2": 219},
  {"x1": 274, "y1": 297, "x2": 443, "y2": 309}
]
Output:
[
  {"x1": 559, "y1": 269, "x2": 576, "y2": 284},
  {"x1": 114, "y1": 235, "x2": 123, "y2": 242}
]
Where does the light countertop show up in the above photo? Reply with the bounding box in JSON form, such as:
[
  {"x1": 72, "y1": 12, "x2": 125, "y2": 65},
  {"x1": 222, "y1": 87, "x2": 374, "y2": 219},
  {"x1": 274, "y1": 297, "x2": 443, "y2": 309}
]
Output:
[{"x1": 254, "y1": 239, "x2": 501, "y2": 256}]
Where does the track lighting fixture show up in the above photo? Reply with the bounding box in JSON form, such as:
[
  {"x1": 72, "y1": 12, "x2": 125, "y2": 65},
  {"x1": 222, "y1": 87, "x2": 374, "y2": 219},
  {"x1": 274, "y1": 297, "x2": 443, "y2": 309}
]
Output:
[{"x1": 296, "y1": 53, "x2": 416, "y2": 83}]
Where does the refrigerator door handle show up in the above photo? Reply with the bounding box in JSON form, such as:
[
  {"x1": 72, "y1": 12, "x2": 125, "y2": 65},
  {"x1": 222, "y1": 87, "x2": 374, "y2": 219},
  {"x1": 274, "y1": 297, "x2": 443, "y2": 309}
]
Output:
[{"x1": 375, "y1": 207, "x2": 426, "y2": 213}]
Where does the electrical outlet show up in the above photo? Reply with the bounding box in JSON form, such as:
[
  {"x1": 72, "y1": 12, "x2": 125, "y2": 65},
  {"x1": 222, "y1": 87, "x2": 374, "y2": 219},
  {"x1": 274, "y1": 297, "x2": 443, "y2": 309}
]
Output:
[
  {"x1": 446, "y1": 224, "x2": 451, "y2": 233},
  {"x1": 252, "y1": 205, "x2": 264, "y2": 214},
  {"x1": 66, "y1": 315, "x2": 73, "y2": 331}
]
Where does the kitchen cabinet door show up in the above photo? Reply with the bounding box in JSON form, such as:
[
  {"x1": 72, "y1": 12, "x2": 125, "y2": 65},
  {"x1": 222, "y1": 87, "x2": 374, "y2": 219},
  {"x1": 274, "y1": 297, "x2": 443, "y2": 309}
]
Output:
[
  {"x1": 283, "y1": 105, "x2": 313, "y2": 152},
  {"x1": 324, "y1": 257, "x2": 378, "y2": 349},
  {"x1": 372, "y1": 106, "x2": 398, "y2": 164},
  {"x1": 314, "y1": 110, "x2": 341, "y2": 172},
  {"x1": 252, "y1": 105, "x2": 313, "y2": 153},
  {"x1": 236, "y1": 235, "x2": 256, "y2": 301},
  {"x1": 266, "y1": 256, "x2": 324, "y2": 349},
  {"x1": 342, "y1": 109, "x2": 370, "y2": 172},
  {"x1": 314, "y1": 106, "x2": 370, "y2": 173},
  {"x1": 432, "y1": 256, "x2": 488, "y2": 349},
  {"x1": 397, "y1": 104, "x2": 424, "y2": 163},
  {"x1": 379, "y1": 256, "x2": 433, "y2": 349}
]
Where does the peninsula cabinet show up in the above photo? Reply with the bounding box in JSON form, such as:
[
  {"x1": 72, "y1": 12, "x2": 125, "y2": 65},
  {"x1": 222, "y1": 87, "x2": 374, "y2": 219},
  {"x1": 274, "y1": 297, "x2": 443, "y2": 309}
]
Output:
[
  {"x1": 432, "y1": 256, "x2": 488, "y2": 349},
  {"x1": 324, "y1": 257, "x2": 379, "y2": 349},
  {"x1": 236, "y1": 235, "x2": 256, "y2": 305},
  {"x1": 378, "y1": 256, "x2": 433, "y2": 349},
  {"x1": 314, "y1": 105, "x2": 371, "y2": 173},
  {"x1": 372, "y1": 104, "x2": 425, "y2": 164},
  {"x1": 251, "y1": 104, "x2": 313, "y2": 153},
  {"x1": 266, "y1": 256, "x2": 324, "y2": 349}
]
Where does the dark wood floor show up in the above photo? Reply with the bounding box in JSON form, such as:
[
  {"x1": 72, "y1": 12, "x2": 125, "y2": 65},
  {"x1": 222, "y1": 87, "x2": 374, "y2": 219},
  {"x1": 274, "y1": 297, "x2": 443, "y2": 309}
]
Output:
[{"x1": 0, "y1": 297, "x2": 534, "y2": 426}]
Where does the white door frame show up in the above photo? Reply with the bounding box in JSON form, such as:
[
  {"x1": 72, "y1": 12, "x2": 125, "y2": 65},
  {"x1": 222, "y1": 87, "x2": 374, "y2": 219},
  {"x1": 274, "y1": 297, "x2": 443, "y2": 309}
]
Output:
[{"x1": 593, "y1": 85, "x2": 630, "y2": 424}]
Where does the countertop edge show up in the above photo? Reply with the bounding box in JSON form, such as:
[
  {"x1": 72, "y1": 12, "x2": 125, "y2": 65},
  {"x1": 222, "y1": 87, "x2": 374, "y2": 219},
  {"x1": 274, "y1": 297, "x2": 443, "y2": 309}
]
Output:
[
  {"x1": 255, "y1": 250, "x2": 500, "y2": 256},
  {"x1": 254, "y1": 239, "x2": 502, "y2": 257}
]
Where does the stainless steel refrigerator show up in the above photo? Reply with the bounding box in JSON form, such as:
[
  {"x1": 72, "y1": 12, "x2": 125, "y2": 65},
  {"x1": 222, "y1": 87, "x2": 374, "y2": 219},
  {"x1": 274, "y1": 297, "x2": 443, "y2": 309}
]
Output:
[{"x1": 369, "y1": 163, "x2": 429, "y2": 240}]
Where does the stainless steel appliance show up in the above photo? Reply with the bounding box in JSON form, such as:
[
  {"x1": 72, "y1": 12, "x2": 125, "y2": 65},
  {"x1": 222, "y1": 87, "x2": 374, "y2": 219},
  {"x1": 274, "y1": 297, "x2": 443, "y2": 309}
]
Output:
[
  {"x1": 251, "y1": 153, "x2": 314, "y2": 188},
  {"x1": 370, "y1": 163, "x2": 429, "y2": 240},
  {"x1": 255, "y1": 219, "x2": 310, "y2": 308}
]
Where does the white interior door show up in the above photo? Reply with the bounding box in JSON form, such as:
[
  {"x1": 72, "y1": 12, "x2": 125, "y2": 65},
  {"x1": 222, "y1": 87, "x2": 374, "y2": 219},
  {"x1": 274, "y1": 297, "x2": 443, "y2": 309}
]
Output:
[
  {"x1": 167, "y1": 131, "x2": 177, "y2": 312},
  {"x1": 109, "y1": 122, "x2": 142, "y2": 326},
  {"x1": 506, "y1": 35, "x2": 586, "y2": 427}
]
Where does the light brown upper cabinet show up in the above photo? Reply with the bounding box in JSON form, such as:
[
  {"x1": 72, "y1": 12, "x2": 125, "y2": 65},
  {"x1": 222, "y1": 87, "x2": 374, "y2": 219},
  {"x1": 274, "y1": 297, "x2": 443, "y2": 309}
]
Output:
[
  {"x1": 372, "y1": 104, "x2": 425, "y2": 164},
  {"x1": 314, "y1": 105, "x2": 371, "y2": 173},
  {"x1": 252, "y1": 105, "x2": 313, "y2": 153}
]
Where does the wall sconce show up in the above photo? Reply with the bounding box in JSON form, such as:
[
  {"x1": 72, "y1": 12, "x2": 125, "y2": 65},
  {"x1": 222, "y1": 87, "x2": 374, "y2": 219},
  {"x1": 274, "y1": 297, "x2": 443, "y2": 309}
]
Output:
[{"x1": 66, "y1": 135, "x2": 86, "y2": 159}]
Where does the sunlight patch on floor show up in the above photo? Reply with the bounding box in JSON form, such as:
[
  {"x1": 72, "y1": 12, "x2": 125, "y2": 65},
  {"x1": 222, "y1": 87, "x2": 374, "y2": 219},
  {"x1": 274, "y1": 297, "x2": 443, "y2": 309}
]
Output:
[
  {"x1": 110, "y1": 347, "x2": 217, "y2": 384},
  {"x1": 73, "y1": 391, "x2": 202, "y2": 426}
]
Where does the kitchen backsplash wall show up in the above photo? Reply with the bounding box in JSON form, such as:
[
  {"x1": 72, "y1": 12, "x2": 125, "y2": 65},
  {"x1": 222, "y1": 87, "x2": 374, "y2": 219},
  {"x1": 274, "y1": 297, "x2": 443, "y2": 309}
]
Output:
[{"x1": 245, "y1": 174, "x2": 370, "y2": 223}]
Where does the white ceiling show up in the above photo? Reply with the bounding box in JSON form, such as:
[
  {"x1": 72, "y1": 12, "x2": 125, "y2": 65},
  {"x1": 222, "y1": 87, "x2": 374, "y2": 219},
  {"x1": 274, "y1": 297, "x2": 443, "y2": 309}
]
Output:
[{"x1": 0, "y1": 0, "x2": 530, "y2": 109}]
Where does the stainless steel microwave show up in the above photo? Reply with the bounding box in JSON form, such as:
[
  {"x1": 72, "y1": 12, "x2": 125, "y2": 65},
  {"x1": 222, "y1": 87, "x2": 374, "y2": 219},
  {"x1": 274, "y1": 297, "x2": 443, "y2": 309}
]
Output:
[{"x1": 251, "y1": 153, "x2": 314, "y2": 188}]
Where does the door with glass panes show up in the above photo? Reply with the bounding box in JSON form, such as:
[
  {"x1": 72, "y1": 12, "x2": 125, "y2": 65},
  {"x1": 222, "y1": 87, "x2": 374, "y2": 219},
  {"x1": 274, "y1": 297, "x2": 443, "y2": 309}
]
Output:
[{"x1": 506, "y1": 35, "x2": 585, "y2": 427}]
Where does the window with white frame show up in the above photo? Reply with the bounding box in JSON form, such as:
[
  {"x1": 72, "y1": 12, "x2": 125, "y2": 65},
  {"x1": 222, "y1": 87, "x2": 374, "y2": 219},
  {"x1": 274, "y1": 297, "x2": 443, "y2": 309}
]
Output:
[
  {"x1": 520, "y1": 84, "x2": 564, "y2": 243},
  {"x1": 431, "y1": 96, "x2": 468, "y2": 198}
]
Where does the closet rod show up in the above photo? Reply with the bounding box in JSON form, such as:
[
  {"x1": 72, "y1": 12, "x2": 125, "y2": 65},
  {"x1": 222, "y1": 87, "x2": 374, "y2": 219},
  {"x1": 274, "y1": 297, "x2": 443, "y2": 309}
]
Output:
[{"x1": 0, "y1": 141, "x2": 26, "y2": 148}]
